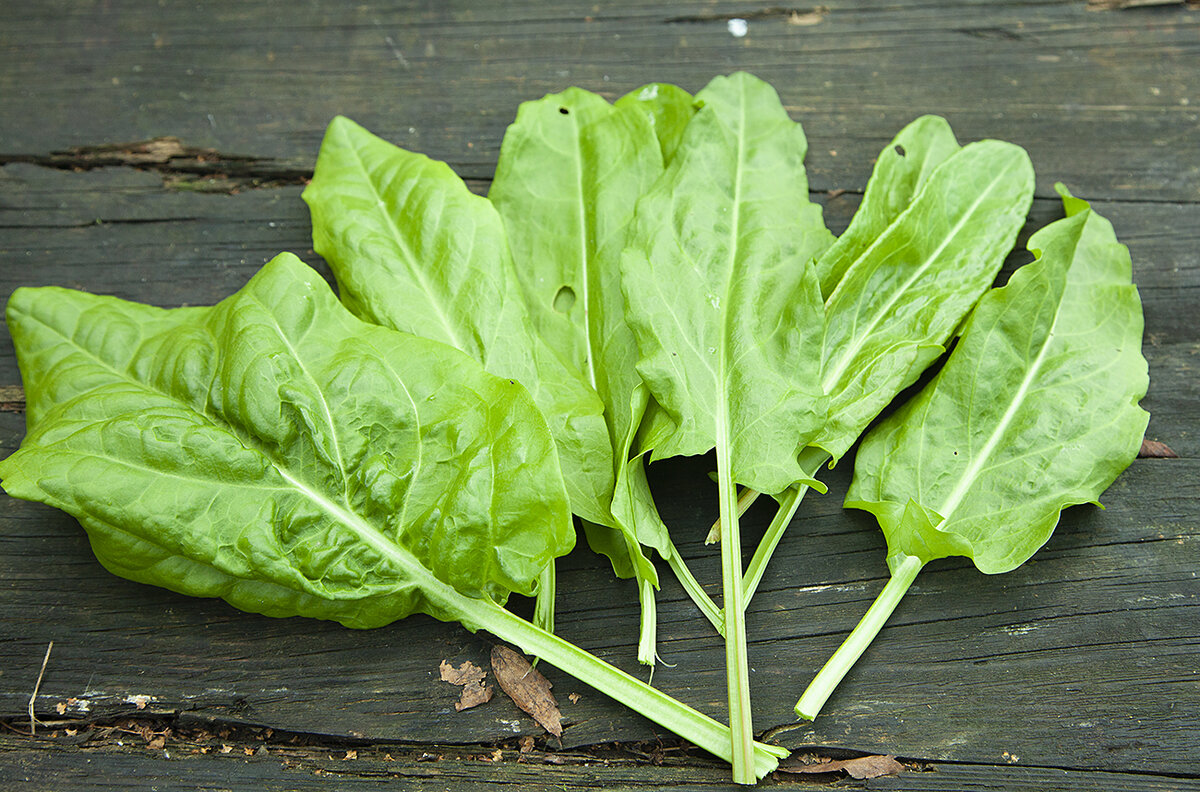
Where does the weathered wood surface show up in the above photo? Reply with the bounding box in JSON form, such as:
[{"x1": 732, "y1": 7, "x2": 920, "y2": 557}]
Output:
[{"x1": 1, "y1": 1, "x2": 1198, "y2": 790}]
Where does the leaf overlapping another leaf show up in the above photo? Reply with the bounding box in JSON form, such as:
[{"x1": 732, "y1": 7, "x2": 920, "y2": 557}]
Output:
[
  {"x1": 302, "y1": 118, "x2": 614, "y2": 530},
  {"x1": 622, "y1": 72, "x2": 833, "y2": 495},
  {"x1": 796, "y1": 190, "x2": 1149, "y2": 721},
  {"x1": 1, "y1": 253, "x2": 574, "y2": 626},
  {"x1": 848, "y1": 188, "x2": 1149, "y2": 573}
]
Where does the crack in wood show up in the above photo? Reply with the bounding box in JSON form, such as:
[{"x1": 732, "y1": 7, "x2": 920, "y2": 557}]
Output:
[
  {"x1": 665, "y1": 5, "x2": 827, "y2": 24},
  {"x1": 0, "y1": 138, "x2": 311, "y2": 193}
]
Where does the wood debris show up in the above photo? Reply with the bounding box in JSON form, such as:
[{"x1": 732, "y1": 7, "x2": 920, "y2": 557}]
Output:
[{"x1": 1139, "y1": 438, "x2": 1179, "y2": 458}]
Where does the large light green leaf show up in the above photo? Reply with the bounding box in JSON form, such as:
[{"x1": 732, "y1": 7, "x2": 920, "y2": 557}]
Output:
[
  {"x1": 617, "y1": 72, "x2": 834, "y2": 781},
  {"x1": 814, "y1": 136, "x2": 1035, "y2": 460},
  {"x1": 0, "y1": 253, "x2": 574, "y2": 627},
  {"x1": 0, "y1": 254, "x2": 790, "y2": 776},
  {"x1": 301, "y1": 117, "x2": 613, "y2": 527},
  {"x1": 621, "y1": 72, "x2": 833, "y2": 495},
  {"x1": 489, "y1": 85, "x2": 701, "y2": 664},
  {"x1": 847, "y1": 189, "x2": 1149, "y2": 573}
]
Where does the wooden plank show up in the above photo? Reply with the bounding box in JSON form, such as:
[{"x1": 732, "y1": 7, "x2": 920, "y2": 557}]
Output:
[
  {"x1": 1, "y1": 162, "x2": 1196, "y2": 771},
  {"x1": 2, "y1": 731, "x2": 1198, "y2": 792},
  {"x1": 0, "y1": 456, "x2": 1196, "y2": 771},
  {"x1": 1, "y1": 1, "x2": 1197, "y2": 201}
]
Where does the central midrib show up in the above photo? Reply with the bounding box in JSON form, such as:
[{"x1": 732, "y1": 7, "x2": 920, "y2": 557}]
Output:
[
  {"x1": 717, "y1": 88, "x2": 747, "y2": 439},
  {"x1": 936, "y1": 282, "x2": 1063, "y2": 521},
  {"x1": 567, "y1": 112, "x2": 601, "y2": 393}
]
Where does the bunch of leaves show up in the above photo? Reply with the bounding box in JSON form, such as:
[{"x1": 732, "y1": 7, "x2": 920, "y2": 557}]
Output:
[{"x1": 0, "y1": 70, "x2": 1149, "y2": 785}]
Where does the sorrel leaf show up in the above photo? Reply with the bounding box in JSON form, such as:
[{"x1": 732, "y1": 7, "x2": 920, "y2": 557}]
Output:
[
  {"x1": 302, "y1": 117, "x2": 614, "y2": 529},
  {"x1": 796, "y1": 189, "x2": 1149, "y2": 720},
  {"x1": 847, "y1": 188, "x2": 1149, "y2": 572},
  {"x1": 619, "y1": 71, "x2": 833, "y2": 782},
  {"x1": 735, "y1": 124, "x2": 1034, "y2": 606},
  {"x1": 1, "y1": 253, "x2": 574, "y2": 621},
  {"x1": 814, "y1": 137, "x2": 1036, "y2": 461},
  {"x1": 622, "y1": 72, "x2": 833, "y2": 493},
  {"x1": 815, "y1": 115, "x2": 960, "y2": 297}
]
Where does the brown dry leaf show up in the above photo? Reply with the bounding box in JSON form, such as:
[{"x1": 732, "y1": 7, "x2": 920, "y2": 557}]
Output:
[
  {"x1": 778, "y1": 754, "x2": 904, "y2": 780},
  {"x1": 490, "y1": 645, "x2": 563, "y2": 737},
  {"x1": 568, "y1": 692, "x2": 581, "y2": 704},
  {"x1": 1139, "y1": 438, "x2": 1178, "y2": 458},
  {"x1": 343, "y1": 749, "x2": 358, "y2": 760},
  {"x1": 439, "y1": 659, "x2": 494, "y2": 711},
  {"x1": 147, "y1": 735, "x2": 166, "y2": 751},
  {"x1": 518, "y1": 736, "x2": 535, "y2": 754}
]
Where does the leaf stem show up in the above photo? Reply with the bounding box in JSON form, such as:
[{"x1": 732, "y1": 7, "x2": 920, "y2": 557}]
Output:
[
  {"x1": 467, "y1": 596, "x2": 788, "y2": 778},
  {"x1": 795, "y1": 554, "x2": 923, "y2": 720},
  {"x1": 742, "y1": 449, "x2": 830, "y2": 604},
  {"x1": 533, "y1": 562, "x2": 556, "y2": 635},
  {"x1": 635, "y1": 573, "x2": 658, "y2": 667},
  {"x1": 704, "y1": 486, "x2": 759, "y2": 544},
  {"x1": 664, "y1": 540, "x2": 726, "y2": 636},
  {"x1": 715, "y1": 420, "x2": 756, "y2": 784}
]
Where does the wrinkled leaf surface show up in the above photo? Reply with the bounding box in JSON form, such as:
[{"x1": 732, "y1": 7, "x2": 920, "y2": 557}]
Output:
[{"x1": 0, "y1": 254, "x2": 574, "y2": 627}]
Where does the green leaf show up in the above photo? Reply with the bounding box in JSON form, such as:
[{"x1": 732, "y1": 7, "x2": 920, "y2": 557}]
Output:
[
  {"x1": 618, "y1": 71, "x2": 833, "y2": 783},
  {"x1": 814, "y1": 136, "x2": 1036, "y2": 460},
  {"x1": 815, "y1": 116, "x2": 961, "y2": 297},
  {"x1": 1, "y1": 253, "x2": 574, "y2": 626},
  {"x1": 489, "y1": 88, "x2": 674, "y2": 547},
  {"x1": 847, "y1": 188, "x2": 1149, "y2": 574},
  {"x1": 798, "y1": 191, "x2": 1148, "y2": 721},
  {"x1": 301, "y1": 117, "x2": 614, "y2": 528},
  {"x1": 489, "y1": 86, "x2": 699, "y2": 662},
  {"x1": 0, "y1": 253, "x2": 789, "y2": 777},
  {"x1": 621, "y1": 72, "x2": 833, "y2": 495}
]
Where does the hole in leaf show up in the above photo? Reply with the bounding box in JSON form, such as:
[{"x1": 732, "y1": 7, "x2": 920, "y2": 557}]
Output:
[
  {"x1": 894, "y1": 144, "x2": 907, "y2": 157},
  {"x1": 558, "y1": 106, "x2": 570, "y2": 115},
  {"x1": 553, "y1": 285, "x2": 576, "y2": 313}
]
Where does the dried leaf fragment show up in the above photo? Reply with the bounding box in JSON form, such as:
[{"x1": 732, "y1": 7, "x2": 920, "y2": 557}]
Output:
[
  {"x1": 439, "y1": 659, "x2": 493, "y2": 711},
  {"x1": 491, "y1": 645, "x2": 563, "y2": 737},
  {"x1": 777, "y1": 754, "x2": 904, "y2": 780},
  {"x1": 1139, "y1": 438, "x2": 1178, "y2": 458}
]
